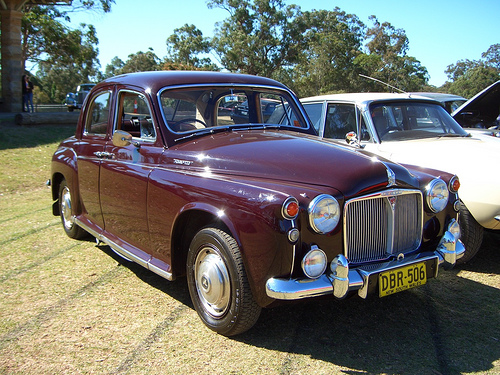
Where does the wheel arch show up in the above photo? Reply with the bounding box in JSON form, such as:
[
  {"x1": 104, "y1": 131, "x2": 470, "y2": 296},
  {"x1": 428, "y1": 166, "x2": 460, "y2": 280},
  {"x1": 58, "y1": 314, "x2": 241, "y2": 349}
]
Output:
[{"x1": 170, "y1": 206, "x2": 234, "y2": 279}]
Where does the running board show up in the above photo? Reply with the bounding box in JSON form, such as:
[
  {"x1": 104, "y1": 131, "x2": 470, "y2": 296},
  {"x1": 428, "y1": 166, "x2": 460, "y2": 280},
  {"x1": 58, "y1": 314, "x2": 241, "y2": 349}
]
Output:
[{"x1": 74, "y1": 217, "x2": 173, "y2": 281}]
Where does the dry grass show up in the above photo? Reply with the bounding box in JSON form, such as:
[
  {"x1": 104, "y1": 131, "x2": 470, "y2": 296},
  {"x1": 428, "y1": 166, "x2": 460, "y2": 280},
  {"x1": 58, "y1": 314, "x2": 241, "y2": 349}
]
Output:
[{"x1": 0, "y1": 123, "x2": 499, "y2": 375}]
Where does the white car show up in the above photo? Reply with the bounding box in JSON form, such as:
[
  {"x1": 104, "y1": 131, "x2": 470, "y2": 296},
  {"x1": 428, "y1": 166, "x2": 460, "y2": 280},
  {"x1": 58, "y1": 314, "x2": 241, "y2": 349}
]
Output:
[{"x1": 301, "y1": 93, "x2": 500, "y2": 262}]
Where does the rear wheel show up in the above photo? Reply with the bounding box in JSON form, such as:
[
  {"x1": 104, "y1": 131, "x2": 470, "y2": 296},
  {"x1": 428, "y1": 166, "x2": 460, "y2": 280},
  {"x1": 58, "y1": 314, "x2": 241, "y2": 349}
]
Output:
[
  {"x1": 458, "y1": 201, "x2": 484, "y2": 263},
  {"x1": 187, "y1": 226, "x2": 261, "y2": 336},
  {"x1": 58, "y1": 179, "x2": 87, "y2": 239}
]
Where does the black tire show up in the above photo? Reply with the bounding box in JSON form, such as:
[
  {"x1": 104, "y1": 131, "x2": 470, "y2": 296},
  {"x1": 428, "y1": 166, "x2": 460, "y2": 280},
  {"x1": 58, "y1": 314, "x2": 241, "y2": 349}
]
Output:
[
  {"x1": 187, "y1": 226, "x2": 261, "y2": 336},
  {"x1": 58, "y1": 179, "x2": 87, "y2": 240},
  {"x1": 458, "y1": 201, "x2": 484, "y2": 264}
]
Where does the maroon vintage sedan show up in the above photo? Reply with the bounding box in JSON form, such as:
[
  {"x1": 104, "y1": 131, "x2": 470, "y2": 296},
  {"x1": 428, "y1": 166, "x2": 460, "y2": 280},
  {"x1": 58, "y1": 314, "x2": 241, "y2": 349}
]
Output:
[{"x1": 49, "y1": 71, "x2": 465, "y2": 336}]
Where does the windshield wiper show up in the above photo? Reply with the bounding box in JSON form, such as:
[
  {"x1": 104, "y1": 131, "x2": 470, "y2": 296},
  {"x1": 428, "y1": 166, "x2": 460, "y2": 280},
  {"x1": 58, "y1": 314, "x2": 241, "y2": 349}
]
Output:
[
  {"x1": 174, "y1": 124, "x2": 285, "y2": 142},
  {"x1": 437, "y1": 133, "x2": 468, "y2": 138},
  {"x1": 174, "y1": 126, "x2": 231, "y2": 143}
]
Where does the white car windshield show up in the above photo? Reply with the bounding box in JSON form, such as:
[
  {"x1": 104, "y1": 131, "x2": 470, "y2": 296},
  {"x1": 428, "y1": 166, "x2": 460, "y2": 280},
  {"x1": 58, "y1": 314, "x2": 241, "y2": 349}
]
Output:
[{"x1": 369, "y1": 102, "x2": 469, "y2": 142}]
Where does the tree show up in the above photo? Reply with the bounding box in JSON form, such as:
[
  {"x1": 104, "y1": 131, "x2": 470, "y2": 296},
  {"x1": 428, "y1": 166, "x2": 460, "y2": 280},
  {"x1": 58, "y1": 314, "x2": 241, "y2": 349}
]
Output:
[
  {"x1": 482, "y1": 44, "x2": 500, "y2": 70},
  {"x1": 33, "y1": 21, "x2": 102, "y2": 103},
  {"x1": 208, "y1": 0, "x2": 304, "y2": 78},
  {"x1": 444, "y1": 44, "x2": 500, "y2": 98},
  {"x1": 22, "y1": 0, "x2": 114, "y2": 71},
  {"x1": 23, "y1": 0, "x2": 114, "y2": 103},
  {"x1": 103, "y1": 56, "x2": 125, "y2": 78},
  {"x1": 353, "y1": 16, "x2": 428, "y2": 92},
  {"x1": 165, "y1": 24, "x2": 217, "y2": 69},
  {"x1": 289, "y1": 7, "x2": 365, "y2": 96},
  {"x1": 118, "y1": 49, "x2": 161, "y2": 74}
]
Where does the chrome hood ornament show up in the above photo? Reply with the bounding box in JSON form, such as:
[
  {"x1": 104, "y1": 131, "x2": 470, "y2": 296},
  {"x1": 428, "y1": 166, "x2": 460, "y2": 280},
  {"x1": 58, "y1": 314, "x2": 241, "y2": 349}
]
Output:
[{"x1": 384, "y1": 163, "x2": 396, "y2": 187}]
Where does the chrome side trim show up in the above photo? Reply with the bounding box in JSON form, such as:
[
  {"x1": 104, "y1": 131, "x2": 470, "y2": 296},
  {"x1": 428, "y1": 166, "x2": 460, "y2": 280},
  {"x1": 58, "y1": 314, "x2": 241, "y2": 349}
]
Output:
[{"x1": 74, "y1": 217, "x2": 173, "y2": 281}]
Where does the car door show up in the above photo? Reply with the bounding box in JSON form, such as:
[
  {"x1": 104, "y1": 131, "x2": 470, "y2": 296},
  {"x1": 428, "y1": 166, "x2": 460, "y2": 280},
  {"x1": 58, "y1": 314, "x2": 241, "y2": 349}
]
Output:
[
  {"x1": 76, "y1": 88, "x2": 113, "y2": 231},
  {"x1": 99, "y1": 90, "x2": 163, "y2": 258}
]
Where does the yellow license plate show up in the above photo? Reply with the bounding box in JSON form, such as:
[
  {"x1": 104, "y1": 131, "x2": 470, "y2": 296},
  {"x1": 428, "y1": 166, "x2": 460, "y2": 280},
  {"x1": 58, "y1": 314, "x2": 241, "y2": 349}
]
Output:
[{"x1": 379, "y1": 262, "x2": 427, "y2": 297}]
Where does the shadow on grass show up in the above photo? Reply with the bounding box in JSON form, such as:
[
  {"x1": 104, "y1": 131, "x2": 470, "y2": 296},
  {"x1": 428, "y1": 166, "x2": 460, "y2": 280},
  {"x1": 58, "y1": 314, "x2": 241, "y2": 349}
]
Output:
[
  {"x1": 95, "y1": 243, "x2": 193, "y2": 308},
  {"x1": 0, "y1": 123, "x2": 76, "y2": 150},
  {"x1": 93, "y1": 234, "x2": 499, "y2": 375},
  {"x1": 241, "y1": 237, "x2": 500, "y2": 375}
]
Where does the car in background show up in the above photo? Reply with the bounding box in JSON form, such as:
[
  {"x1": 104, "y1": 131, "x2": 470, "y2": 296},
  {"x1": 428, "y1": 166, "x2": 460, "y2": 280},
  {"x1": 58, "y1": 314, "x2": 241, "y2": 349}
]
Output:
[
  {"x1": 451, "y1": 80, "x2": 500, "y2": 138},
  {"x1": 410, "y1": 92, "x2": 466, "y2": 114},
  {"x1": 64, "y1": 83, "x2": 95, "y2": 112},
  {"x1": 301, "y1": 93, "x2": 500, "y2": 263},
  {"x1": 49, "y1": 71, "x2": 464, "y2": 336},
  {"x1": 231, "y1": 98, "x2": 279, "y2": 123}
]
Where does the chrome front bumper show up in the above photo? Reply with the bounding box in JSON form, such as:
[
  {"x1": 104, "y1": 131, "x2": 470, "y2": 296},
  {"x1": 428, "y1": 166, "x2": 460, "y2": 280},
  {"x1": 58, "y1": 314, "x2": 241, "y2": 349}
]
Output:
[{"x1": 266, "y1": 222, "x2": 466, "y2": 301}]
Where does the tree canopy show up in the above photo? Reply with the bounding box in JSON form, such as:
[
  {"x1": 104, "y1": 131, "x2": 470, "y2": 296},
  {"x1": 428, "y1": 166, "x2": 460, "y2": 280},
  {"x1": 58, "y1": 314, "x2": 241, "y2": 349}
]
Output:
[
  {"x1": 443, "y1": 44, "x2": 500, "y2": 98},
  {"x1": 23, "y1": 0, "x2": 115, "y2": 103},
  {"x1": 27, "y1": 0, "x2": 499, "y2": 103}
]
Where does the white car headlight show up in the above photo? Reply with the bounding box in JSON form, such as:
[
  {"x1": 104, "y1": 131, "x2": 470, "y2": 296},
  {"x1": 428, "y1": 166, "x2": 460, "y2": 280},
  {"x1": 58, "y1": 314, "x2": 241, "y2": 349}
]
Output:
[
  {"x1": 426, "y1": 178, "x2": 449, "y2": 213},
  {"x1": 308, "y1": 194, "x2": 340, "y2": 234}
]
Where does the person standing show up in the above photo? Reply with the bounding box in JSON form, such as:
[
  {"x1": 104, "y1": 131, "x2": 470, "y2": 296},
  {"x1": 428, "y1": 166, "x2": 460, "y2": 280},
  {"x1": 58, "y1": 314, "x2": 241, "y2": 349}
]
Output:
[{"x1": 22, "y1": 75, "x2": 34, "y2": 112}]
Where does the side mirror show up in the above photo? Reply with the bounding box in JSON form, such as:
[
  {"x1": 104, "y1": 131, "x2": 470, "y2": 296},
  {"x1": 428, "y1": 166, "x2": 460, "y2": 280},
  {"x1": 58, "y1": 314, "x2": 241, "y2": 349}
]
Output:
[
  {"x1": 345, "y1": 131, "x2": 358, "y2": 145},
  {"x1": 112, "y1": 130, "x2": 140, "y2": 148}
]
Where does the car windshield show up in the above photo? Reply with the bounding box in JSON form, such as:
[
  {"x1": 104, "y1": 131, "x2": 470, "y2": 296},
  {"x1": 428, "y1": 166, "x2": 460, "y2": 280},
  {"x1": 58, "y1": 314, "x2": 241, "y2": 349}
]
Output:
[
  {"x1": 369, "y1": 101, "x2": 469, "y2": 142},
  {"x1": 160, "y1": 86, "x2": 307, "y2": 133}
]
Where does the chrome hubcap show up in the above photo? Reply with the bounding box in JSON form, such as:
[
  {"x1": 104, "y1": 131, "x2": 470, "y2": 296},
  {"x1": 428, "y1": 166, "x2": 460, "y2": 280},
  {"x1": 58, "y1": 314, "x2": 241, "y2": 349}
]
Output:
[
  {"x1": 61, "y1": 186, "x2": 74, "y2": 230},
  {"x1": 194, "y1": 246, "x2": 230, "y2": 318}
]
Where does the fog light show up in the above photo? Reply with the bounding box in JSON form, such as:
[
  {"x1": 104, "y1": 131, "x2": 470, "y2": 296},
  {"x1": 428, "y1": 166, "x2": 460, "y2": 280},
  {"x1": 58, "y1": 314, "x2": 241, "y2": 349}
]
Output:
[
  {"x1": 448, "y1": 218, "x2": 460, "y2": 241},
  {"x1": 301, "y1": 245, "x2": 327, "y2": 279}
]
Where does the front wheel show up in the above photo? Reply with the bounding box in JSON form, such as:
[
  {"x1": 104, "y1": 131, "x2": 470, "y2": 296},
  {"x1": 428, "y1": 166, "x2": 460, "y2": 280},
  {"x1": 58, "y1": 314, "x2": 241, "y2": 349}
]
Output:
[
  {"x1": 458, "y1": 201, "x2": 484, "y2": 263},
  {"x1": 58, "y1": 179, "x2": 87, "y2": 239},
  {"x1": 187, "y1": 227, "x2": 261, "y2": 336}
]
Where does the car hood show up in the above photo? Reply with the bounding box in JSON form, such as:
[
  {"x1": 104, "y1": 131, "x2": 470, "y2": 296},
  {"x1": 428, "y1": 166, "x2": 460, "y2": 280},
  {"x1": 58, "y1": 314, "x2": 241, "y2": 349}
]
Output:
[
  {"x1": 452, "y1": 80, "x2": 500, "y2": 128},
  {"x1": 363, "y1": 135, "x2": 500, "y2": 208},
  {"x1": 163, "y1": 130, "x2": 419, "y2": 199}
]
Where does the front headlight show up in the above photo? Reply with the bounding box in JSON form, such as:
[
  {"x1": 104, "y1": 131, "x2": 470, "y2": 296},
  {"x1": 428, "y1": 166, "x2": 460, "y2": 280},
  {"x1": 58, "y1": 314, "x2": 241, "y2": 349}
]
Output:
[
  {"x1": 425, "y1": 178, "x2": 449, "y2": 213},
  {"x1": 308, "y1": 194, "x2": 340, "y2": 234}
]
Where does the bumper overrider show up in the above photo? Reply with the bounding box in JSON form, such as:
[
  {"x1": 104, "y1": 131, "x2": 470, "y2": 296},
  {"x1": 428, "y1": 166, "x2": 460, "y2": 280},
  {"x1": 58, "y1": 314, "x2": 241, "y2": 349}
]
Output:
[{"x1": 266, "y1": 219, "x2": 465, "y2": 300}]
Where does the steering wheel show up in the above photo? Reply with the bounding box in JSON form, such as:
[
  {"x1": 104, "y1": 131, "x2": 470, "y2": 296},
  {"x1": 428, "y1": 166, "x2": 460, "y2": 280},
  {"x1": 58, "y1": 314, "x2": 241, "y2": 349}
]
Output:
[{"x1": 171, "y1": 118, "x2": 207, "y2": 131}]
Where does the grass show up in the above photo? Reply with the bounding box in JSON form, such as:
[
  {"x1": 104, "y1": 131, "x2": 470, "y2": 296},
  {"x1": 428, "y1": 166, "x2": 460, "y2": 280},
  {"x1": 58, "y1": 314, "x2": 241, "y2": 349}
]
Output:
[{"x1": 0, "y1": 123, "x2": 499, "y2": 374}]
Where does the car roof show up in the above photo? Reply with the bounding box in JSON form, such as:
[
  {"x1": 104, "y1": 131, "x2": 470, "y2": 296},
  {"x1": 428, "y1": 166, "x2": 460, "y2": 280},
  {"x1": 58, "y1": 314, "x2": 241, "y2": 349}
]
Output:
[
  {"x1": 409, "y1": 92, "x2": 466, "y2": 102},
  {"x1": 300, "y1": 92, "x2": 439, "y2": 105},
  {"x1": 96, "y1": 71, "x2": 290, "y2": 94}
]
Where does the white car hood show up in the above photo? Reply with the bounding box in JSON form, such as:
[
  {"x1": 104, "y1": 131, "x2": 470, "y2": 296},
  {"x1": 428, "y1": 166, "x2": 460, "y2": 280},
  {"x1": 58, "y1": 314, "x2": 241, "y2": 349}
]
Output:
[{"x1": 363, "y1": 135, "x2": 500, "y2": 229}]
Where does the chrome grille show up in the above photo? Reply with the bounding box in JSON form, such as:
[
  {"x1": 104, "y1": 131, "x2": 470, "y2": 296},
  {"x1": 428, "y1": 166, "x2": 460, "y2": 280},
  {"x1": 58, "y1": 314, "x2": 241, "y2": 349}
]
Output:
[{"x1": 344, "y1": 189, "x2": 423, "y2": 263}]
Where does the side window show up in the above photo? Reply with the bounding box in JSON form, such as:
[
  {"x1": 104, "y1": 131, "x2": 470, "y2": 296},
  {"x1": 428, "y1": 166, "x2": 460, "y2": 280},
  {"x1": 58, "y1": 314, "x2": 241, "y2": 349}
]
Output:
[
  {"x1": 302, "y1": 103, "x2": 324, "y2": 133},
  {"x1": 85, "y1": 91, "x2": 111, "y2": 135},
  {"x1": 325, "y1": 104, "x2": 357, "y2": 139},
  {"x1": 116, "y1": 92, "x2": 155, "y2": 140}
]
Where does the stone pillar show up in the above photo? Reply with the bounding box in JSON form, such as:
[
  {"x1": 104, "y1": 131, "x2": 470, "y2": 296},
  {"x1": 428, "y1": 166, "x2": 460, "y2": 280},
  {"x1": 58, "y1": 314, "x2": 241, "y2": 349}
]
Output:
[{"x1": 1, "y1": 7, "x2": 23, "y2": 113}]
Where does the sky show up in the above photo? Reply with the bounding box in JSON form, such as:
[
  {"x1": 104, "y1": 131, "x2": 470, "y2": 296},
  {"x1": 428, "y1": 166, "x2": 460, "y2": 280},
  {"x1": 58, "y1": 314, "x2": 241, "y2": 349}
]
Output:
[{"x1": 64, "y1": 0, "x2": 500, "y2": 87}]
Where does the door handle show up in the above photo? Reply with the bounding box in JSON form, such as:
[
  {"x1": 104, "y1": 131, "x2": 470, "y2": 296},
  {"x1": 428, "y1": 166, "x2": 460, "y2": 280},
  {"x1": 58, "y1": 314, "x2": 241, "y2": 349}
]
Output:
[{"x1": 94, "y1": 151, "x2": 115, "y2": 159}]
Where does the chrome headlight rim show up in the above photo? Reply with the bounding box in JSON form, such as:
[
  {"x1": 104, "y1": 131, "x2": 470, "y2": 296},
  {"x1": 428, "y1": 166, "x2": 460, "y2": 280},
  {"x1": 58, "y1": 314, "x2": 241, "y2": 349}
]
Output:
[
  {"x1": 426, "y1": 178, "x2": 449, "y2": 213},
  {"x1": 308, "y1": 194, "x2": 341, "y2": 234}
]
